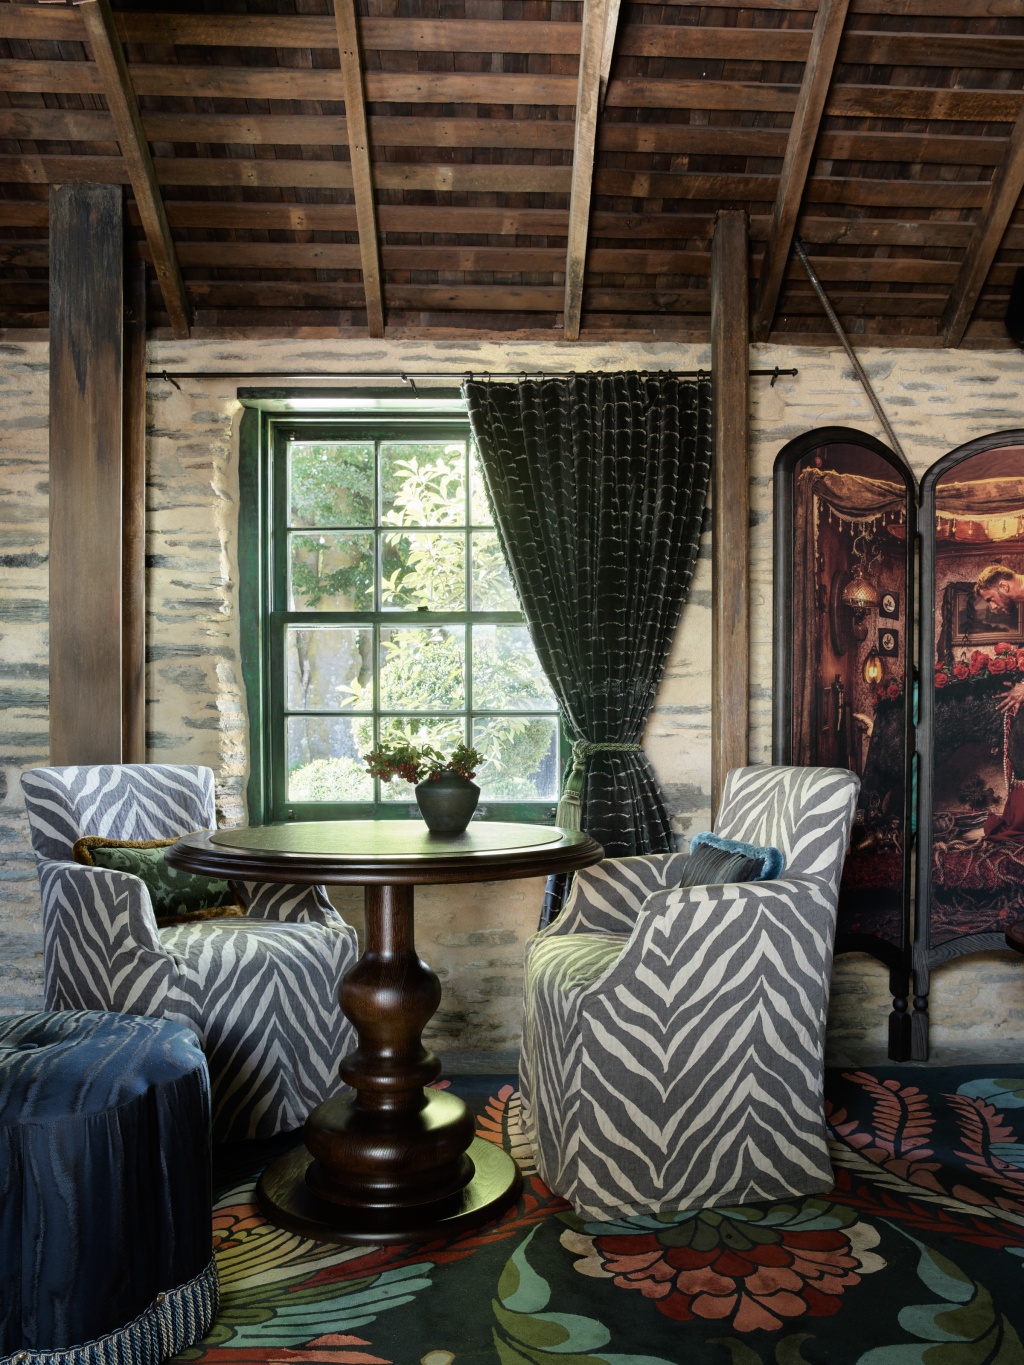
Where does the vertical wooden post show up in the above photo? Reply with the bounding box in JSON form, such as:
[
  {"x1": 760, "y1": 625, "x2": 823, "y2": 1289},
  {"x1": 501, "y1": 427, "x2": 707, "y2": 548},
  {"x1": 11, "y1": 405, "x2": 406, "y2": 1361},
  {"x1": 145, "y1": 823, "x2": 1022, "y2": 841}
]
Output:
[
  {"x1": 122, "y1": 254, "x2": 147, "y2": 762},
  {"x1": 710, "y1": 209, "x2": 750, "y2": 817},
  {"x1": 49, "y1": 183, "x2": 124, "y2": 765}
]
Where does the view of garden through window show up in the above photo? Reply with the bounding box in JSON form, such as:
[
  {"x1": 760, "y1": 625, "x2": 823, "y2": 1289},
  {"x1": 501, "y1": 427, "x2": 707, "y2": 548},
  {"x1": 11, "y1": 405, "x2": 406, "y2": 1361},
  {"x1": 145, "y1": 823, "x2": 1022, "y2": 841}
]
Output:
[{"x1": 278, "y1": 427, "x2": 560, "y2": 810}]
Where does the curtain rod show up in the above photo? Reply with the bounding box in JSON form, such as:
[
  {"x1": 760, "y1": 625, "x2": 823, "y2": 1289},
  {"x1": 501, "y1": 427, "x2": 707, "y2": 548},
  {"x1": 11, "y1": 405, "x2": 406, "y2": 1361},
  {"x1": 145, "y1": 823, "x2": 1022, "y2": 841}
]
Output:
[{"x1": 146, "y1": 367, "x2": 799, "y2": 389}]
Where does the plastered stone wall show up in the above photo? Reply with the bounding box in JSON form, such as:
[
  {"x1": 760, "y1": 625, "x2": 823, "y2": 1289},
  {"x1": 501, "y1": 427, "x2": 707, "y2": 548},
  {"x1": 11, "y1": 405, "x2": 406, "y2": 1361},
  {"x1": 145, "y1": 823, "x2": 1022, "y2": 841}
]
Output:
[
  {"x1": 0, "y1": 343, "x2": 49, "y2": 1013},
  {"x1": 2, "y1": 335, "x2": 1023, "y2": 1056}
]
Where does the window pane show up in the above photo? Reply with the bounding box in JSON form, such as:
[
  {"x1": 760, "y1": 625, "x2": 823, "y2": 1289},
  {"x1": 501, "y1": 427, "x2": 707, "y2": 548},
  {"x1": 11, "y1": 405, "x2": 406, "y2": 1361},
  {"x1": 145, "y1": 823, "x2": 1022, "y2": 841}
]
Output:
[
  {"x1": 381, "y1": 442, "x2": 466, "y2": 527},
  {"x1": 287, "y1": 716, "x2": 373, "y2": 803},
  {"x1": 471, "y1": 533, "x2": 518, "y2": 611},
  {"x1": 382, "y1": 532, "x2": 466, "y2": 611},
  {"x1": 377, "y1": 716, "x2": 465, "y2": 802},
  {"x1": 379, "y1": 626, "x2": 466, "y2": 711},
  {"x1": 288, "y1": 531, "x2": 374, "y2": 611},
  {"x1": 472, "y1": 625, "x2": 555, "y2": 709},
  {"x1": 286, "y1": 627, "x2": 372, "y2": 711},
  {"x1": 469, "y1": 445, "x2": 493, "y2": 526},
  {"x1": 288, "y1": 442, "x2": 374, "y2": 528},
  {"x1": 473, "y1": 716, "x2": 559, "y2": 801}
]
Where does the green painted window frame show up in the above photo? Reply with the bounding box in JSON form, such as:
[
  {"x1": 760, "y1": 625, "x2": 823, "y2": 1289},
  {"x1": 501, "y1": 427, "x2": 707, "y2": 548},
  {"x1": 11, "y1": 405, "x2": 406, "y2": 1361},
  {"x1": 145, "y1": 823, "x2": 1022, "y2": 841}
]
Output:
[{"x1": 238, "y1": 396, "x2": 563, "y2": 825}]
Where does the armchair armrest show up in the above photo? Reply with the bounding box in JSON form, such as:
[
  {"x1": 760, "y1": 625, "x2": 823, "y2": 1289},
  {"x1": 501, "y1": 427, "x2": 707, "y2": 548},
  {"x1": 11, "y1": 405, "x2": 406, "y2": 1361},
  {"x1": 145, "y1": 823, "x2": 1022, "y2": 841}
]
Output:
[
  {"x1": 37, "y1": 861, "x2": 179, "y2": 1014},
  {"x1": 543, "y1": 851, "x2": 692, "y2": 938},
  {"x1": 39, "y1": 860, "x2": 164, "y2": 954},
  {"x1": 239, "y1": 881, "x2": 347, "y2": 928},
  {"x1": 585, "y1": 875, "x2": 837, "y2": 1030}
]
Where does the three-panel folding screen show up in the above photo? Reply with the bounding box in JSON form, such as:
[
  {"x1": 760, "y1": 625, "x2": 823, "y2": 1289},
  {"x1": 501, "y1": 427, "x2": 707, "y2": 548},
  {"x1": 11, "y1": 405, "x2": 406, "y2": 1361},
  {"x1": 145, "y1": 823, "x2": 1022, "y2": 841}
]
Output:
[{"x1": 773, "y1": 427, "x2": 1024, "y2": 1060}]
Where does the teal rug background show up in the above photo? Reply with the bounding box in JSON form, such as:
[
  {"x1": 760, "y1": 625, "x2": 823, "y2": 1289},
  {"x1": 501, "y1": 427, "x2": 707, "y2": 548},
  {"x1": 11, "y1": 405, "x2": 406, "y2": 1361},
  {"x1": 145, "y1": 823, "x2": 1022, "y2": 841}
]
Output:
[{"x1": 176, "y1": 1067, "x2": 1024, "y2": 1365}]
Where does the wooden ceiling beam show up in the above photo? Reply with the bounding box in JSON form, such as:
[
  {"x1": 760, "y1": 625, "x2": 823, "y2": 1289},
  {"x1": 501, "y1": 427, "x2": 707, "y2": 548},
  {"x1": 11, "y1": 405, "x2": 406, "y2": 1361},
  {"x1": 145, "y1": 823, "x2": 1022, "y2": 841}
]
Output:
[
  {"x1": 6, "y1": 6, "x2": 1023, "y2": 69},
  {"x1": 598, "y1": 0, "x2": 622, "y2": 109},
  {"x1": 76, "y1": 0, "x2": 190, "y2": 339},
  {"x1": 0, "y1": 153, "x2": 997, "y2": 211},
  {"x1": 332, "y1": 0, "x2": 384, "y2": 337},
  {"x1": 6, "y1": 58, "x2": 1023, "y2": 123},
  {"x1": 563, "y1": 0, "x2": 623, "y2": 339},
  {"x1": 9, "y1": 239, "x2": 1020, "y2": 290},
  {"x1": 0, "y1": 107, "x2": 1015, "y2": 168},
  {"x1": 1, "y1": 201, "x2": 1008, "y2": 255},
  {"x1": 941, "y1": 104, "x2": 1024, "y2": 348},
  {"x1": 752, "y1": 0, "x2": 850, "y2": 343},
  {"x1": 133, "y1": 282, "x2": 1009, "y2": 322}
]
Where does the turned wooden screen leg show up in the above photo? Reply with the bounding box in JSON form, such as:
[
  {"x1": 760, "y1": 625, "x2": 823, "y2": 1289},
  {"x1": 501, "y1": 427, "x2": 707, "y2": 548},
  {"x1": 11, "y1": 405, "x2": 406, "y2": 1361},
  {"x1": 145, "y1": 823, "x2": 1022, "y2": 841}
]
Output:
[{"x1": 257, "y1": 882, "x2": 521, "y2": 1243}]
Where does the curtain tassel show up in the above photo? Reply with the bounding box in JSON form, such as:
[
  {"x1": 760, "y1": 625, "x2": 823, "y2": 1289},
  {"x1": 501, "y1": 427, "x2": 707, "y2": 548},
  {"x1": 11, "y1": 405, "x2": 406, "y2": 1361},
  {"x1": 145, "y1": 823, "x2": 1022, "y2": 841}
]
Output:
[{"x1": 555, "y1": 740, "x2": 643, "y2": 831}]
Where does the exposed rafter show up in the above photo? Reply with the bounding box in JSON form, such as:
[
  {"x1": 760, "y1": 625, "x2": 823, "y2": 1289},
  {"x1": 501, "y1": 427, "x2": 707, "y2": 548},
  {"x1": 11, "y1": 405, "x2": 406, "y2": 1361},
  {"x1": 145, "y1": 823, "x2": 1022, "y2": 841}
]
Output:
[
  {"x1": 597, "y1": 0, "x2": 622, "y2": 110},
  {"x1": 751, "y1": 0, "x2": 850, "y2": 343},
  {"x1": 333, "y1": 0, "x2": 385, "y2": 338},
  {"x1": 563, "y1": 0, "x2": 619, "y2": 341},
  {"x1": 77, "y1": 0, "x2": 191, "y2": 340},
  {"x1": 941, "y1": 104, "x2": 1024, "y2": 348}
]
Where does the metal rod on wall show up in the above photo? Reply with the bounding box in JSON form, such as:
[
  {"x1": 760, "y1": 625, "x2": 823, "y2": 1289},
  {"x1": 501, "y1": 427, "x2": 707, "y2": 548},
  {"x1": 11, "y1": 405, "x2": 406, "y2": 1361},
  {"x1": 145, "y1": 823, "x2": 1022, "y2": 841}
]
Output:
[
  {"x1": 793, "y1": 240, "x2": 909, "y2": 467},
  {"x1": 145, "y1": 367, "x2": 799, "y2": 384}
]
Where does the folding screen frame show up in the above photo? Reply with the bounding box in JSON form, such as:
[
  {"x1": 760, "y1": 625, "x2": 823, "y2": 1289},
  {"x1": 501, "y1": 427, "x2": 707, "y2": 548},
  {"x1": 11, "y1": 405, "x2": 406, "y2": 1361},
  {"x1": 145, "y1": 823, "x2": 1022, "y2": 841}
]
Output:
[
  {"x1": 773, "y1": 427, "x2": 916, "y2": 1062},
  {"x1": 914, "y1": 429, "x2": 1024, "y2": 1060}
]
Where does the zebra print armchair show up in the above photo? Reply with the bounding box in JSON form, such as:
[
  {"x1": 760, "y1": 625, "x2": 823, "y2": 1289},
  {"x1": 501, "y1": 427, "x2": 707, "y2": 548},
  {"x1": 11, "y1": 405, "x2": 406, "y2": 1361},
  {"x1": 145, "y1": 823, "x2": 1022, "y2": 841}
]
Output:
[
  {"x1": 20, "y1": 763, "x2": 359, "y2": 1141},
  {"x1": 520, "y1": 764, "x2": 859, "y2": 1220}
]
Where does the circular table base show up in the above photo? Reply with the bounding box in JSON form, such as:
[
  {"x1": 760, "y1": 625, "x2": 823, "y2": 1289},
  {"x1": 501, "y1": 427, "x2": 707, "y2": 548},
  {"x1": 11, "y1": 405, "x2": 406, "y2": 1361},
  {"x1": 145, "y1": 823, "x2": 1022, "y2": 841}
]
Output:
[{"x1": 256, "y1": 1135, "x2": 522, "y2": 1244}]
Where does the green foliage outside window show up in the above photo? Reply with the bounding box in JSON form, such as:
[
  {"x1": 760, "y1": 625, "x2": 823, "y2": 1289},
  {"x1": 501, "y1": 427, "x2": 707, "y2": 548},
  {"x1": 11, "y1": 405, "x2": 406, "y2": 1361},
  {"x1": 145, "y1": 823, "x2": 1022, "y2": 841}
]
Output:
[{"x1": 280, "y1": 433, "x2": 558, "y2": 808}]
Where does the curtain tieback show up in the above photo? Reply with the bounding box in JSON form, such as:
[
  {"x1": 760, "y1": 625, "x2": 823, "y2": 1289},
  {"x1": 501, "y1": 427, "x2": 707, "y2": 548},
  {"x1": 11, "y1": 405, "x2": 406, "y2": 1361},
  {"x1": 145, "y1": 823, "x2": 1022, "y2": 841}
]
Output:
[{"x1": 554, "y1": 741, "x2": 643, "y2": 833}]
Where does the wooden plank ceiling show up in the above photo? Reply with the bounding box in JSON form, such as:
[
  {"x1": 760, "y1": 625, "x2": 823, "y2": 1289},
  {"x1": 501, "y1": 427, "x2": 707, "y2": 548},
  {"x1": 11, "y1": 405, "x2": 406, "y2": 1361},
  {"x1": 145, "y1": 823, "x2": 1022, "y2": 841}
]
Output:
[{"x1": 1, "y1": 0, "x2": 1023, "y2": 344}]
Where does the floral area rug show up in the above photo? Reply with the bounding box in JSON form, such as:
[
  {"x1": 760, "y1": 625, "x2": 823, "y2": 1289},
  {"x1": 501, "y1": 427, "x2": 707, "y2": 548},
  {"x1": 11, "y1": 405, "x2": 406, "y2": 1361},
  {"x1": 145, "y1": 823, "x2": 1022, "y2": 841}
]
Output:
[{"x1": 176, "y1": 1067, "x2": 1024, "y2": 1365}]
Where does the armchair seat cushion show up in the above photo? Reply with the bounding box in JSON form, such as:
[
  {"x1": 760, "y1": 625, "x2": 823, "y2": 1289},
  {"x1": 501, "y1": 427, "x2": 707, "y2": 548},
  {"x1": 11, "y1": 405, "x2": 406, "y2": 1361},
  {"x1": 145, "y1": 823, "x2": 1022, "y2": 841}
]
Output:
[{"x1": 527, "y1": 931, "x2": 626, "y2": 1029}]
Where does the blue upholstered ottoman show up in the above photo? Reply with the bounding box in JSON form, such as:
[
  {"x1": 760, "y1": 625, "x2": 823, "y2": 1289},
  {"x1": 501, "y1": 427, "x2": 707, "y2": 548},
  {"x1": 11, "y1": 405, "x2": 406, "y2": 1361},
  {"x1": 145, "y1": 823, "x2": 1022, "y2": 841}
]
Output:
[{"x1": 0, "y1": 1011, "x2": 218, "y2": 1364}]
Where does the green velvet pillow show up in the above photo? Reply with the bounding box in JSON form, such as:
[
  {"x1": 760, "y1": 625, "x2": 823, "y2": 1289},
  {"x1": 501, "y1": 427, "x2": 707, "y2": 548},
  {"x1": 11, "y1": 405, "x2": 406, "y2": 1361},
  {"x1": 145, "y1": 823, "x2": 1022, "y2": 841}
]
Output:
[{"x1": 72, "y1": 836, "x2": 246, "y2": 927}]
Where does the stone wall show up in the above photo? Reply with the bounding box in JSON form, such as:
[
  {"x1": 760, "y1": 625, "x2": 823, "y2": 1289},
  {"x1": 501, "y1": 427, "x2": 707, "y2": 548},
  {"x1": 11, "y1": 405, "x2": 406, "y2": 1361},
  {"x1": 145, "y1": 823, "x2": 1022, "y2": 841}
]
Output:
[
  {"x1": 2, "y1": 335, "x2": 1023, "y2": 1056},
  {"x1": 0, "y1": 342, "x2": 49, "y2": 1013}
]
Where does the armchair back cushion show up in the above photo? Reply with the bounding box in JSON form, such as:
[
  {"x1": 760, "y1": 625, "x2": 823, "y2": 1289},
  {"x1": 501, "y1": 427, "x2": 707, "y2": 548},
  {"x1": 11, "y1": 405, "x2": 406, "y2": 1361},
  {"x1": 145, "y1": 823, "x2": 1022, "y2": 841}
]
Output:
[
  {"x1": 72, "y1": 836, "x2": 245, "y2": 925},
  {"x1": 21, "y1": 764, "x2": 216, "y2": 864},
  {"x1": 714, "y1": 763, "x2": 854, "y2": 881}
]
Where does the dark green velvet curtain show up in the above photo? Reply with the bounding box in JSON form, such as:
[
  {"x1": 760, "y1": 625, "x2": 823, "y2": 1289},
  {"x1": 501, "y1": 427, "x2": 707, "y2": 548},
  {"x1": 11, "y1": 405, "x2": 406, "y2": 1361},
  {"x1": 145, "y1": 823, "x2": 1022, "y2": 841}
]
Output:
[{"x1": 463, "y1": 372, "x2": 712, "y2": 879}]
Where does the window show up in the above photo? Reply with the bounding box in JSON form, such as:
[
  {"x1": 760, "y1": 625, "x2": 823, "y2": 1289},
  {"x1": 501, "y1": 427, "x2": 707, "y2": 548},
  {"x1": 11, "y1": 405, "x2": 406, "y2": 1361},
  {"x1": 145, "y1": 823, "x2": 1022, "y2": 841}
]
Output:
[{"x1": 242, "y1": 404, "x2": 561, "y2": 823}]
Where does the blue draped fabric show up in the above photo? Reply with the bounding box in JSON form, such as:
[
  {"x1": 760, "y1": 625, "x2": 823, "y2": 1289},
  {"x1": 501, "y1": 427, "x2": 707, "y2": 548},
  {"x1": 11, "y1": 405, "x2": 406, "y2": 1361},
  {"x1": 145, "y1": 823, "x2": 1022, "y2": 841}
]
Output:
[{"x1": 0, "y1": 1011, "x2": 215, "y2": 1357}]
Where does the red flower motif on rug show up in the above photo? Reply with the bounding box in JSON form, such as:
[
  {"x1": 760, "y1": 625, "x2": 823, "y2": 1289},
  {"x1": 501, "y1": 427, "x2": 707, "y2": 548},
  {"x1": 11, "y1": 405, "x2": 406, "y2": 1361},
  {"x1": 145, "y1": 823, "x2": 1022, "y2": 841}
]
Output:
[{"x1": 561, "y1": 1200, "x2": 884, "y2": 1332}]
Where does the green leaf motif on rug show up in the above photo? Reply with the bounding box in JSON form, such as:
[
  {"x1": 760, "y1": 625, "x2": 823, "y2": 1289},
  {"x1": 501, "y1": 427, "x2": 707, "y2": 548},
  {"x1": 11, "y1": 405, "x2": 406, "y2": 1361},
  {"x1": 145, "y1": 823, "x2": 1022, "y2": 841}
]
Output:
[
  {"x1": 956, "y1": 1078, "x2": 1024, "y2": 1110},
  {"x1": 856, "y1": 1235, "x2": 1024, "y2": 1365},
  {"x1": 188, "y1": 1260, "x2": 435, "y2": 1350},
  {"x1": 492, "y1": 1226, "x2": 677, "y2": 1365},
  {"x1": 710, "y1": 1334, "x2": 816, "y2": 1365}
]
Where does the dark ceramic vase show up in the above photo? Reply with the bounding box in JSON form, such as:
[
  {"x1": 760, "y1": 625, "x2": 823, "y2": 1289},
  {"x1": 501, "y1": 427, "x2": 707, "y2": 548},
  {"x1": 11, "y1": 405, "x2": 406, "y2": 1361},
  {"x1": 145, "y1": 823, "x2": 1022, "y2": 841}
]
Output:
[{"x1": 414, "y1": 770, "x2": 480, "y2": 835}]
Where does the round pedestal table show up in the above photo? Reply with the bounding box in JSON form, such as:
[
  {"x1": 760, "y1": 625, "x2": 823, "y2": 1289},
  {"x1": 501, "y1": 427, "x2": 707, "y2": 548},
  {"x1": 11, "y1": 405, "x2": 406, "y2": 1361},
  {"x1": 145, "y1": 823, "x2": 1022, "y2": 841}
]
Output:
[{"x1": 167, "y1": 820, "x2": 602, "y2": 1245}]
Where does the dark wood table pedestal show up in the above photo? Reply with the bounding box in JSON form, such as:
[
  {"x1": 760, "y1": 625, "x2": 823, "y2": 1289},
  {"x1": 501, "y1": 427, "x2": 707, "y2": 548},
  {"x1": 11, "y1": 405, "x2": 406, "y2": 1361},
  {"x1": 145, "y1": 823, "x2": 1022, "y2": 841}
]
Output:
[
  {"x1": 1007, "y1": 921, "x2": 1024, "y2": 956},
  {"x1": 259, "y1": 882, "x2": 518, "y2": 1243},
  {"x1": 168, "y1": 820, "x2": 602, "y2": 1245}
]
